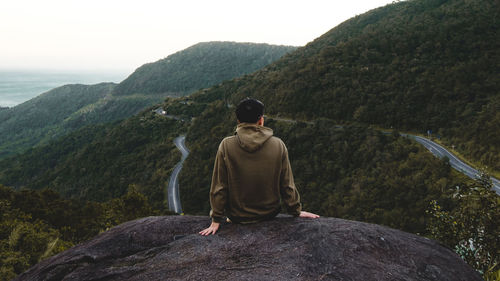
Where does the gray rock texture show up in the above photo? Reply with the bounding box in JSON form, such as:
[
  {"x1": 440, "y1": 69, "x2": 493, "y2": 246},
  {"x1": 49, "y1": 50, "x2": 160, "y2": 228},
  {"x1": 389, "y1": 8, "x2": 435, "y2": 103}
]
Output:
[{"x1": 15, "y1": 216, "x2": 482, "y2": 281}]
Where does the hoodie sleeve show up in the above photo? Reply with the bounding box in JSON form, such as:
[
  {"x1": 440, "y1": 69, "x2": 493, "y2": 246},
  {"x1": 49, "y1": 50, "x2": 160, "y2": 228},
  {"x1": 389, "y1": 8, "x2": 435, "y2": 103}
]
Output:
[
  {"x1": 279, "y1": 143, "x2": 302, "y2": 216},
  {"x1": 209, "y1": 141, "x2": 228, "y2": 223}
]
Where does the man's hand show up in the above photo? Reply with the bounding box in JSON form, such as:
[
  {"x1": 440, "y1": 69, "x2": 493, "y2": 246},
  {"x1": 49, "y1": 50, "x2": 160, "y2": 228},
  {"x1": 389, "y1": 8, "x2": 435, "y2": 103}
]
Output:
[
  {"x1": 199, "y1": 221, "x2": 220, "y2": 236},
  {"x1": 299, "y1": 211, "x2": 320, "y2": 218}
]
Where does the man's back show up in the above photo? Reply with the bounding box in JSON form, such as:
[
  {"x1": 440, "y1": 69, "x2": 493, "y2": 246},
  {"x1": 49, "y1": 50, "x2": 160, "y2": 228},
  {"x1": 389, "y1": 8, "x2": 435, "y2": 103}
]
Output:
[{"x1": 210, "y1": 123, "x2": 301, "y2": 223}]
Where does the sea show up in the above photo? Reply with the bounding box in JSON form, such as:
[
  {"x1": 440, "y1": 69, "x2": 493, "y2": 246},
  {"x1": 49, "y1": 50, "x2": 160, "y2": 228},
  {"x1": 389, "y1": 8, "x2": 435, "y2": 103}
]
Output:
[{"x1": 0, "y1": 69, "x2": 128, "y2": 108}]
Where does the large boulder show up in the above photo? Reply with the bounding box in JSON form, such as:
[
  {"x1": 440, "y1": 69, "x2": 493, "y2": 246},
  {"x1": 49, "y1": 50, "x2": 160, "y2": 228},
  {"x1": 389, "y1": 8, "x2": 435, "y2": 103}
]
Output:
[{"x1": 16, "y1": 216, "x2": 481, "y2": 281}]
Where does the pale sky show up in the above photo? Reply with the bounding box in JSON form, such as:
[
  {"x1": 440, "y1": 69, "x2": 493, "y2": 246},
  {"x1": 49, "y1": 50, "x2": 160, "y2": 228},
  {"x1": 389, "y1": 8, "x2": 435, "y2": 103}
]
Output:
[{"x1": 1, "y1": 0, "x2": 396, "y2": 73}]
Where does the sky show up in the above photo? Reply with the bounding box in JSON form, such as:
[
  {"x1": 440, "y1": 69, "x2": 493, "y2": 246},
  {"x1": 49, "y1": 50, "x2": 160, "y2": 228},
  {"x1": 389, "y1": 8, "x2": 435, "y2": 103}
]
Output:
[{"x1": 1, "y1": 0, "x2": 396, "y2": 74}]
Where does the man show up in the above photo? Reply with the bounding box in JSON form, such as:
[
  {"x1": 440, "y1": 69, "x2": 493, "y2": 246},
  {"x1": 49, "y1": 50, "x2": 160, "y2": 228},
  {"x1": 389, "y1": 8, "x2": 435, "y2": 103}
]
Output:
[{"x1": 199, "y1": 98, "x2": 319, "y2": 236}]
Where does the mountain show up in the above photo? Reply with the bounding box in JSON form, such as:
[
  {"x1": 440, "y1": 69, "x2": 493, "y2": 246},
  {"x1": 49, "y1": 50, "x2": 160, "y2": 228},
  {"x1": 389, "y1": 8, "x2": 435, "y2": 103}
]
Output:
[
  {"x1": 0, "y1": 83, "x2": 115, "y2": 158},
  {"x1": 15, "y1": 216, "x2": 482, "y2": 281},
  {"x1": 188, "y1": 0, "x2": 500, "y2": 171},
  {"x1": 0, "y1": 111, "x2": 183, "y2": 210},
  {"x1": 113, "y1": 42, "x2": 297, "y2": 97},
  {"x1": 0, "y1": 42, "x2": 296, "y2": 159}
]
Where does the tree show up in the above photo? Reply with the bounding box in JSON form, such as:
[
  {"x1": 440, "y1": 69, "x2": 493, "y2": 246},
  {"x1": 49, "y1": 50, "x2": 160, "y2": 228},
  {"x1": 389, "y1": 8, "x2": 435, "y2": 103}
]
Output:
[{"x1": 427, "y1": 171, "x2": 500, "y2": 279}]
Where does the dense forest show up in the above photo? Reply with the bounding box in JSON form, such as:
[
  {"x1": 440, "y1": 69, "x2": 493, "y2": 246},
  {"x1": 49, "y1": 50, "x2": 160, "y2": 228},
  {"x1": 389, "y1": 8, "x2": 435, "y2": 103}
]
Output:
[
  {"x1": 1, "y1": 0, "x2": 499, "y2": 278},
  {"x1": 0, "y1": 184, "x2": 167, "y2": 280},
  {"x1": 187, "y1": 0, "x2": 500, "y2": 172},
  {"x1": 0, "y1": 83, "x2": 115, "y2": 158},
  {"x1": 113, "y1": 42, "x2": 296, "y2": 97},
  {"x1": 0, "y1": 111, "x2": 185, "y2": 210},
  {"x1": 0, "y1": 42, "x2": 294, "y2": 160}
]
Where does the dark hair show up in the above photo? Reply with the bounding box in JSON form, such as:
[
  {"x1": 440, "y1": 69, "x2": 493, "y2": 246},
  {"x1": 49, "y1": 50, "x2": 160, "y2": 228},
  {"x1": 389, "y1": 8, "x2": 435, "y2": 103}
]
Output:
[{"x1": 235, "y1": 97, "x2": 264, "y2": 123}]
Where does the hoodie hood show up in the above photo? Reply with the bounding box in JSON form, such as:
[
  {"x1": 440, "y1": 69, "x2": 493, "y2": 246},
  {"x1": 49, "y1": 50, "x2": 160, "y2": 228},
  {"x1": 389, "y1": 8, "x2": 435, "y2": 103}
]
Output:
[{"x1": 235, "y1": 123, "x2": 273, "y2": 152}]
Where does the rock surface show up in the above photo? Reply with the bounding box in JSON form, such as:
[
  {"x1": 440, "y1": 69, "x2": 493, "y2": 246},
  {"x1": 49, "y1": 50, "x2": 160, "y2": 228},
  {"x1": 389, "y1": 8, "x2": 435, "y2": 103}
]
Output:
[{"x1": 16, "y1": 216, "x2": 481, "y2": 281}]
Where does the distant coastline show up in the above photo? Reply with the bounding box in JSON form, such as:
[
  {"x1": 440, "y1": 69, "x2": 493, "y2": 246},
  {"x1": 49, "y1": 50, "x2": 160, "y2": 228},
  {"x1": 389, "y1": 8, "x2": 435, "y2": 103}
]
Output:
[{"x1": 0, "y1": 69, "x2": 128, "y2": 107}]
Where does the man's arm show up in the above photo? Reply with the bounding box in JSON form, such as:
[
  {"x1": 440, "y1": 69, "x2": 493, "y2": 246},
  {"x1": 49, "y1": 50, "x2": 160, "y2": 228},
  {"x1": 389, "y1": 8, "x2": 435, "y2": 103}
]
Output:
[
  {"x1": 279, "y1": 144, "x2": 302, "y2": 215},
  {"x1": 280, "y1": 143, "x2": 319, "y2": 219},
  {"x1": 200, "y1": 142, "x2": 228, "y2": 235}
]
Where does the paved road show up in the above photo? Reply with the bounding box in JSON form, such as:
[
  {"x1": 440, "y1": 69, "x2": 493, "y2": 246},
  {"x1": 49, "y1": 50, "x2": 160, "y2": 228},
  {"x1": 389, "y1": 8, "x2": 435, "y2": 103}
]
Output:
[
  {"x1": 268, "y1": 116, "x2": 313, "y2": 125},
  {"x1": 405, "y1": 134, "x2": 500, "y2": 195},
  {"x1": 268, "y1": 116, "x2": 500, "y2": 194},
  {"x1": 167, "y1": 136, "x2": 189, "y2": 214}
]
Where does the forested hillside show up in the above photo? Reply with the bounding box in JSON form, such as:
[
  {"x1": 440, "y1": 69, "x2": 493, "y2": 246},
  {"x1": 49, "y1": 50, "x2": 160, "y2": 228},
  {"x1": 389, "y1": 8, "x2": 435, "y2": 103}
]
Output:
[
  {"x1": 0, "y1": 42, "x2": 295, "y2": 159},
  {"x1": 0, "y1": 184, "x2": 165, "y2": 279},
  {"x1": 113, "y1": 42, "x2": 296, "y2": 96},
  {"x1": 0, "y1": 111, "x2": 185, "y2": 210},
  {"x1": 192, "y1": 0, "x2": 499, "y2": 171},
  {"x1": 0, "y1": 83, "x2": 115, "y2": 158}
]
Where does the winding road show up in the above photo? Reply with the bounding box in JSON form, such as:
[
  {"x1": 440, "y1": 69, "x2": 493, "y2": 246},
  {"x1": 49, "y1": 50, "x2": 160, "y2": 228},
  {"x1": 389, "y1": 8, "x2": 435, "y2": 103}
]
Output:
[
  {"x1": 167, "y1": 136, "x2": 189, "y2": 214},
  {"x1": 267, "y1": 116, "x2": 500, "y2": 195},
  {"x1": 406, "y1": 134, "x2": 500, "y2": 195}
]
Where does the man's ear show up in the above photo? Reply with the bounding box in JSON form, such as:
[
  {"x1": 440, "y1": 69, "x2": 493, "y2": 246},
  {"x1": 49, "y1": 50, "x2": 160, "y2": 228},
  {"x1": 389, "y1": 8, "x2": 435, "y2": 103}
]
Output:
[{"x1": 257, "y1": 116, "x2": 264, "y2": 126}]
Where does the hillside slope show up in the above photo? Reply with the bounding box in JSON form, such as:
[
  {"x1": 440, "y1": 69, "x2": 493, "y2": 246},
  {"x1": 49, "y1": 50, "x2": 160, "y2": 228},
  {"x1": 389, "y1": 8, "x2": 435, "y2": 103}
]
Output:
[
  {"x1": 0, "y1": 83, "x2": 115, "y2": 158},
  {"x1": 0, "y1": 111, "x2": 184, "y2": 209},
  {"x1": 0, "y1": 42, "x2": 295, "y2": 159},
  {"x1": 114, "y1": 41, "x2": 296, "y2": 96},
  {"x1": 192, "y1": 0, "x2": 500, "y2": 171}
]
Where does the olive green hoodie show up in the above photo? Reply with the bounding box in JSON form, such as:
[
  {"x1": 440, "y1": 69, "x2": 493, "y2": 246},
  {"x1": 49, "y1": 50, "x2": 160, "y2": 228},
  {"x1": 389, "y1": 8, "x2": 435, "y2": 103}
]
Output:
[{"x1": 209, "y1": 123, "x2": 302, "y2": 223}]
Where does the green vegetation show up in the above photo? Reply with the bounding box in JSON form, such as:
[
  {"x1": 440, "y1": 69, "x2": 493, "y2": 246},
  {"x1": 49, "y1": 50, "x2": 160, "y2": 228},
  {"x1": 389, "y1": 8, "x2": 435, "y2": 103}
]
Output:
[
  {"x1": 440, "y1": 95, "x2": 500, "y2": 173},
  {"x1": 186, "y1": 0, "x2": 499, "y2": 173},
  {"x1": 0, "y1": 110, "x2": 185, "y2": 210},
  {"x1": 427, "y1": 173, "x2": 500, "y2": 279},
  {"x1": 0, "y1": 184, "x2": 165, "y2": 280},
  {"x1": 0, "y1": 42, "x2": 295, "y2": 160},
  {"x1": 113, "y1": 42, "x2": 296, "y2": 97},
  {"x1": 0, "y1": 83, "x2": 115, "y2": 158}
]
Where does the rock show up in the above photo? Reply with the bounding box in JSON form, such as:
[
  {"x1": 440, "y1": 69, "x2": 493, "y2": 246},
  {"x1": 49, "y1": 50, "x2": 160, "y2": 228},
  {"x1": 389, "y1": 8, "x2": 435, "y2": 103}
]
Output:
[{"x1": 16, "y1": 216, "x2": 482, "y2": 281}]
